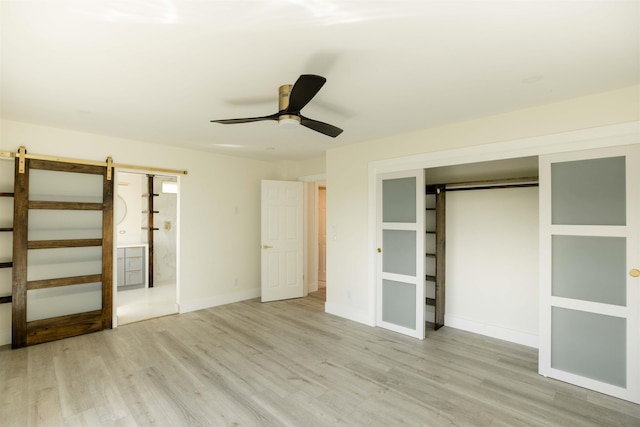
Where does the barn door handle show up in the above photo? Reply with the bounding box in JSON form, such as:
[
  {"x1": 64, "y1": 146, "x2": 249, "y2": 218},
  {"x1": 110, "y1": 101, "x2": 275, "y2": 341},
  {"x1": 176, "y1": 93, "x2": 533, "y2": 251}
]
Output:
[{"x1": 262, "y1": 245, "x2": 273, "y2": 249}]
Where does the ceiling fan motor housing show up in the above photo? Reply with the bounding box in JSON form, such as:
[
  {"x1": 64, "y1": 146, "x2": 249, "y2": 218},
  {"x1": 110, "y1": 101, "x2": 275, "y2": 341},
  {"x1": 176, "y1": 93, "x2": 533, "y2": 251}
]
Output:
[
  {"x1": 278, "y1": 84, "x2": 301, "y2": 125},
  {"x1": 210, "y1": 75, "x2": 342, "y2": 137}
]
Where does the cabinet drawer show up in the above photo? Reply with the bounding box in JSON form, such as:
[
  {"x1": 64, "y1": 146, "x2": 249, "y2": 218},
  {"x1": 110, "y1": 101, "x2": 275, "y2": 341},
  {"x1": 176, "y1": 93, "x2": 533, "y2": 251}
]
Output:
[
  {"x1": 126, "y1": 270, "x2": 143, "y2": 285},
  {"x1": 126, "y1": 256, "x2": 143, "y2": 271},
  {"x1": 126, "y1": 247, "x2": 144, "y2": 257}
]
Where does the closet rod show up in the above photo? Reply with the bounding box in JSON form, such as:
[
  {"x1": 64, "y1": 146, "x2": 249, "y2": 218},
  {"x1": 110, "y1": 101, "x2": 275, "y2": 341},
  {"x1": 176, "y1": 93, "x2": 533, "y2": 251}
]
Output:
[
  {"x1": 0, "y1": 148, "x2": 188, "y2": 176},
  {"x1": 442, "y1": 176, "x2": 538, "y2": 192}
]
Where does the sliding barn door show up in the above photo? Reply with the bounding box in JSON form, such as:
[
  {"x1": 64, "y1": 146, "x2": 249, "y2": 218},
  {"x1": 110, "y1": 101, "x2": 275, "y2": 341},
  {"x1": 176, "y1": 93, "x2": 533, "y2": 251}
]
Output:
[
  {"x1": 539, "y1": 144, "x2": 640, "y2": 403},
  {"x1": 12, "y1": 158, "x2": 113, "y2": 348},
  {"x1": 376, "y1": 170, "x2": 425, "y2": 339}
]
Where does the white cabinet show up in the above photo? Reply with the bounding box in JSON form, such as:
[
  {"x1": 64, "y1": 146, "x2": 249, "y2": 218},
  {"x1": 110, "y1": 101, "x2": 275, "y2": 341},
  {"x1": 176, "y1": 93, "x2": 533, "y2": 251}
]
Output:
[{"x1": 117, "y1": 245, "x2": 147, "y2": 288}]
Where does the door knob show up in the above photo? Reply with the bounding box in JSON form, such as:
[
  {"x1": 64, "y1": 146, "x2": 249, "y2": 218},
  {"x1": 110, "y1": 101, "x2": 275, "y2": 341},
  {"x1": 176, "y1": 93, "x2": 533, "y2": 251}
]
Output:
[
  {"x1": 377, "y1": 248, "x2": 382, "y2": 253},
  {"x1": 630, "y1": 269, "x2": 640, "y2": 277},
  {"x1": 262, "y1": 245, "x2": 273, "y2": 249}
]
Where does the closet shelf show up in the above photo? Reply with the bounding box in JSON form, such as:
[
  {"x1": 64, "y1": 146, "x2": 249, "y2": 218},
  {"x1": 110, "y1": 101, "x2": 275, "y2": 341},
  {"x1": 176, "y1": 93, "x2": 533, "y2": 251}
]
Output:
[{"x1": 425, "y1": 183, "x2": 446, "y2": 330}]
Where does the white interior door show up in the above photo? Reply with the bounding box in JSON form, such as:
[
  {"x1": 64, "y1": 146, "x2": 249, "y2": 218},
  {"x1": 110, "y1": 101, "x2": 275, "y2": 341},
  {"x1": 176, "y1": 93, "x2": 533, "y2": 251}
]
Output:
[
  {"x1": 376, "y1": 170, "x2": 425, "y2": 339},
  {"x1": 539, "y1": 144, "x2": 640, "y2": 403},
  {"x1": 261, "y1": 180, "x2": 304, "y2": 302}
]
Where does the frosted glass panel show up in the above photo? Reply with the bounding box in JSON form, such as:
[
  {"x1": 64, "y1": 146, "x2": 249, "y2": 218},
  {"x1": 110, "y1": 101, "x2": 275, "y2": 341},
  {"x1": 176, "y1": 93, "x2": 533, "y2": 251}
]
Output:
[
  {"x1": 383, "y1": 178, "x2": 416, "y2": 223},
  {"x1": 552, "y1": 236, "x2": 626, "y2": 306},
  {"x1": 383, "y1": 230, "x2": 416, "y2": 276},
  {"x1": 551, "y1": 157, "x2": 625, "y2": 225},
  {"x1": 552, "y1": 307, "x2": 626, "y2": 387},
  {"x1": 27, "y1": 282, "x2": 102, "y2": 321},
  {"x1": 382, "y1": 279, "x2": 416, "y2": 329},
  {"x1": 29, "y1": 210, "x2": 103, "y2": 240},
  {"x1": 29, "y1": 169, "x2": 103, "y2": 202},
  {"x1": 27, "y1": 247, "x2": 102, "y2": 281}
]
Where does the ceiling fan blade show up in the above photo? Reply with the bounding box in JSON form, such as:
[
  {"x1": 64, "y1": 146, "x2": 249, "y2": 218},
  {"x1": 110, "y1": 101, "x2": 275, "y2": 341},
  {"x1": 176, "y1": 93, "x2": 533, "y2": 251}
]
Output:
[
  {"x1": 210, "y1": 113, "x2": 279, "y2": 124},
  {"x1": 300, "y1": 115, "x2": 343, "y2": 138},
  {"x1": 286, "y1": 75, "x2": 326, "y2": 113}
]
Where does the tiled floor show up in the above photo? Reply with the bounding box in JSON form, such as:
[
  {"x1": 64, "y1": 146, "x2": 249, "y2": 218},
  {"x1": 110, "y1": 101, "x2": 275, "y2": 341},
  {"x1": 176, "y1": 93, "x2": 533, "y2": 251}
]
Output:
[{"x1": 116, "y1": 281, "x2": 178, "y2": 325}]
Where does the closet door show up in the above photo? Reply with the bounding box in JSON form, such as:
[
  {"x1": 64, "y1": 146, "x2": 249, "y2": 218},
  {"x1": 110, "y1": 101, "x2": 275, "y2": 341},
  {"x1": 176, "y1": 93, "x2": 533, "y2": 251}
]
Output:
[
  {"x1": 12, "y1": 158, "x2": 113, "y2": 347},
  {"x1": 539, "y1": 144, "x2": 640, "y2": 403},
  {"x1": 376, "y1": 170, "x2": 425, "y2": 339}
]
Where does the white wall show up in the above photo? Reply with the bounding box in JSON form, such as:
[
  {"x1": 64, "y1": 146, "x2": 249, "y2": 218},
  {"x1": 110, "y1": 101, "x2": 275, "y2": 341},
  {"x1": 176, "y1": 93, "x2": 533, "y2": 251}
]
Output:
[
  {"x1": 325, "y1": 85, "x2": 640, "y2": 339},
  {"x1": 0, "y1": 119, "x2": 280, "y2": 345},
  {"x1": 445, "y1": 187, "x2": 539, "y2": 347},
  {"x1": 152, "y1": 175, "x2": 178, "y2": 284},
  {"x1": 116, "y1": 172, "x2": 144, "y2": 245}
]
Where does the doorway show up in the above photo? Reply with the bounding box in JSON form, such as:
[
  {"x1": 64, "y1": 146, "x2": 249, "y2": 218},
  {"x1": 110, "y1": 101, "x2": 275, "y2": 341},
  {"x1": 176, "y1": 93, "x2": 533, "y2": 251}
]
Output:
[
  {"x1": 318, "y1": 186, "x2": 326, "y2": 288},
  {"x1": 115, "y1": 171, "x2": 179, "y2": 325},
  {"x1": 301, "y1": 178, "x2": 327, "y2": 301}
]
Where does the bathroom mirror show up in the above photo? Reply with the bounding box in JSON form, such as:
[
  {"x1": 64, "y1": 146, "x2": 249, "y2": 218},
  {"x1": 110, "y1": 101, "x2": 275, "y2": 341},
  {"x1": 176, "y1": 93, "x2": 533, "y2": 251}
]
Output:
[{"x1": 116, "y1": 194, "x2": 127, "y2": 225}]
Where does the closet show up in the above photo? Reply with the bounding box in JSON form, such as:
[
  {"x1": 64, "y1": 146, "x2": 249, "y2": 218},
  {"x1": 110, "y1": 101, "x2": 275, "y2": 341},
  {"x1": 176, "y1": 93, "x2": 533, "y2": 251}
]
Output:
[
  {"x1": 424, "y1": 177, "x2": 538, "y2": 331},
  {"x1": 423, "y1": 157, "x2": 539, "y2": 337},
  {"x1": 376, "y1": 157, "x2": 540, "y2": 340}
]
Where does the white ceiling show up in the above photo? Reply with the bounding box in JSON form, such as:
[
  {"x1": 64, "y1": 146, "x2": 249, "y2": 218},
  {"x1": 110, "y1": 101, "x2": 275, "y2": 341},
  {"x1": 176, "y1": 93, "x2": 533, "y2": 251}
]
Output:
[{"x1": 1, "y1": 1, "x2": 638, "y2": 161}]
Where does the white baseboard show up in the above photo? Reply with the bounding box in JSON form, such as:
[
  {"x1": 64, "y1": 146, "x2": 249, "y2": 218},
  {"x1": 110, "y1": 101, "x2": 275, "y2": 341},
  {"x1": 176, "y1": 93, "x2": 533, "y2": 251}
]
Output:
[
  {"x1": 180, "y1": 288, "x2": 261, "y2": 314},
  {"x1": 307, "y1": 280, "x2": 318, "y2": 293},
  {"x1": 325, "y1": 301, "x2": 375, "y2": 326},
  {"x1": 445, "y1": 314, "x2": 538, "y2": 348}
]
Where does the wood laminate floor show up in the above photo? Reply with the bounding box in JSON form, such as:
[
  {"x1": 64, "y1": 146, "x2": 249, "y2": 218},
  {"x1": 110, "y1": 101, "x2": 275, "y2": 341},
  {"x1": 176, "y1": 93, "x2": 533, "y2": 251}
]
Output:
[{"x1": 2, "y1": 290, "x2": 640, "y2": 426}]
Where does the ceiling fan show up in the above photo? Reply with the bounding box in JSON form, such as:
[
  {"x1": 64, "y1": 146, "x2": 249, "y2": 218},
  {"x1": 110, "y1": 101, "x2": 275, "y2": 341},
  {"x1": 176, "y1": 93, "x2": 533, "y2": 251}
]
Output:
[{"x1": 210, "y1": 74, "x2": 343, "y2": 138}]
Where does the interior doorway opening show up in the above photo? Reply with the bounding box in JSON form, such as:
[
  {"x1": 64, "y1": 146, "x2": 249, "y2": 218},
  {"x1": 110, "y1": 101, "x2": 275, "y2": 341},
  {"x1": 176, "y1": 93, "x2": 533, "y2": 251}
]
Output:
[
  {"x1": 302, "y1": 178, "x2": 327, "y2": 302},
  {"x1": 423, "y1": 156, "x2": 539, "y2": 344},
  {"x1": 115, "y1": 171, "x2": 179, "y2": 325},
  {"x1": 317, "y1": 185, "x2": 326, "y2": 289}
]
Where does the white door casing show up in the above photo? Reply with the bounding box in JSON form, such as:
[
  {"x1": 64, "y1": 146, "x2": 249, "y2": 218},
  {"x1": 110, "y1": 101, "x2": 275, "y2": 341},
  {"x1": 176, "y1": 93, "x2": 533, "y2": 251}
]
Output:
[
  {"x1": 261, "y1": 180, "x2": 304, "y2": 302},
  {"x1": 318, "y1": 186, "x2": 327, "y2": 283},
  {"x1": 376, "y1": 170, "x2": 425, "y2": 339},
  {"x1": 539, "y1": 144, "x2": 640, "y2": 403}
]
